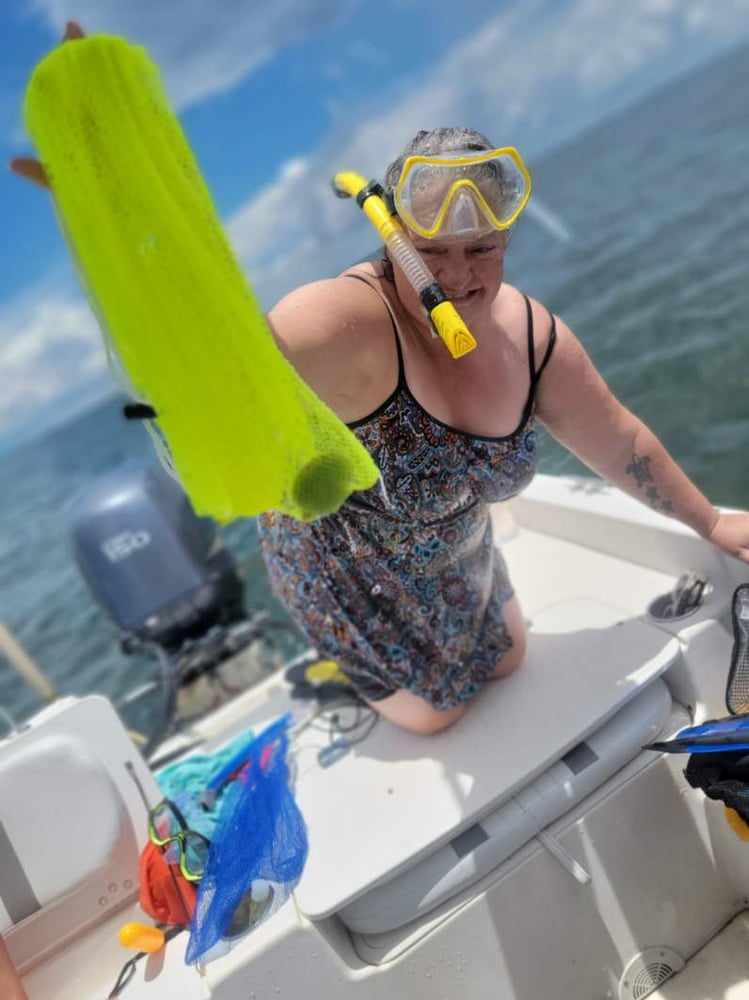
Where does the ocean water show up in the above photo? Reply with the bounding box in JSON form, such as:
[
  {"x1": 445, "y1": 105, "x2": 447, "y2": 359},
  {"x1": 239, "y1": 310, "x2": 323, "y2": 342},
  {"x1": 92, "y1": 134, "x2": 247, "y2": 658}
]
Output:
[{"x1": 2, "y1": 44, "x2": 749, "y2": 725}]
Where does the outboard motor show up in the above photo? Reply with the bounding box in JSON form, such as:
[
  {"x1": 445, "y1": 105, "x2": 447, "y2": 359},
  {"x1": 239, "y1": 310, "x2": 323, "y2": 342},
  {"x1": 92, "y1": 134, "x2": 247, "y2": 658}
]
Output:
[{"x1": 69, "y1": 463, "x2": 246, "y2": 654}]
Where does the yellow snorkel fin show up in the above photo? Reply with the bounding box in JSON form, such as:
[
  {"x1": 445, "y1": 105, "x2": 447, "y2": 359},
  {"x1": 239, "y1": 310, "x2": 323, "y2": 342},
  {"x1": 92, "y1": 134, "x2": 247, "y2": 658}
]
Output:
[
  {"x1": 23, "y1": 36, "x2": 379, "y2": 523},
  {"x1": 332, "y1": 171, "x2": 477, "y2": 359}
]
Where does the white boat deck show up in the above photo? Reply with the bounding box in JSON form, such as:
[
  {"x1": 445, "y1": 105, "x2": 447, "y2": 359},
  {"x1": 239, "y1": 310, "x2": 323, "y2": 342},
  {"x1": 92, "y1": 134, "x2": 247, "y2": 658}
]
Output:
[
  {"x1": 5, "y1": 475, "x2": 749, "y2": 1000},
  {"x1": 652, "y1": 912, "x2": 749, "y2": 998},
  {"x1": 294, "y1": 601, "x2": 678, "y2": 919}
]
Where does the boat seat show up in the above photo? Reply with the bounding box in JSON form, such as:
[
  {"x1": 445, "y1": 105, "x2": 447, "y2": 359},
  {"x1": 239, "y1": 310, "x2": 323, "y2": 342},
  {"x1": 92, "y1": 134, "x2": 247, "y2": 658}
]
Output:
[
  {"x1": 0, "y1": 696, "x2": 158, "y2": 973},
  {"x1": 338, "y1": 678, "x2": 672, "y2": 934},
  {"x1": 293, "y1": 597, "x2": 682, "y2": 933}
]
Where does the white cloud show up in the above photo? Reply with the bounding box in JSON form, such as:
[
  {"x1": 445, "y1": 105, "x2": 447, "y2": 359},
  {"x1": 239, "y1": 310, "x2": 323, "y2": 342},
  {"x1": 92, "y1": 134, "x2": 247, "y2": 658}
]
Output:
[
  {"x1": 7, "y1": 0, "x2": 749, "y2": 441},
  {"x1": 28, "y1": 0, "x2": 358, "y2": 107},
  {"x1": 0, "y1": 277, "x2": 108, "y2": 437},
  {"x1": 681, "y1": 1, "x2": 749, "y2": 33},
  {"x1": 225, "y1": 0, "x2": 749, "y2": 305}
]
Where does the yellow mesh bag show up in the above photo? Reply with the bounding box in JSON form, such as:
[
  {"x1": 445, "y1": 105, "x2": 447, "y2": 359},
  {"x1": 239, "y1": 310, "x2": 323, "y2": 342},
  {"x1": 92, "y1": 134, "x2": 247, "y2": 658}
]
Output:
[{"x1": 23, "y1": 36, "x2": 379, "y2": 523}]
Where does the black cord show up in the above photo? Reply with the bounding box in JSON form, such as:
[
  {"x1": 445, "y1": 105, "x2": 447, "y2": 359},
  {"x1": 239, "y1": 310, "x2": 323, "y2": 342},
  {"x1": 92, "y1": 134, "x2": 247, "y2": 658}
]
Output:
[
  {"x1": 307, "y1": 696, "x2": 379, "y2": 748},
  {"x1": 107, "y1": 926, "x2": 184, "y2": 998},
  {"x1": 340, "y1": 708, "x2": 379, "y2": 746},
  {"x1": 108, "y1": 952, "x2": 143, "y2": 997}
]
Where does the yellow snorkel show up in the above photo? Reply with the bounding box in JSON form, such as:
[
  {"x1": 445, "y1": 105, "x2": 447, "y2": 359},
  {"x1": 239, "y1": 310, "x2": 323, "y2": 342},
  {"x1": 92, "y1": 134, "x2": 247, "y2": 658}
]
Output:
[{"x1": 332, "y1": 172, "x2": 477, "y2": 359}]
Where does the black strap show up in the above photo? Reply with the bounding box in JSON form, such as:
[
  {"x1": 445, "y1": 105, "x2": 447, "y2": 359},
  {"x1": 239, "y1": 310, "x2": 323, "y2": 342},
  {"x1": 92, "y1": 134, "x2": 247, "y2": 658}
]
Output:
[
  {"x1": 524, "y1": 294, "x2": 536, "y2": 379},
  {"x1": 343, "y1": 272, "x2": 406, "y2": 390},
  {"x1": 107, "y1": 926, "x2": 184, "y2": 997},
  {"x1": 535, "y1": 311, "x2": 557, "y2": 384},
  {"x1": 343, "y1": 279, "x2": 556, "y2": 423},
  {"x1": 524, "y1": 294, "x2": 557, "y2": 390}
]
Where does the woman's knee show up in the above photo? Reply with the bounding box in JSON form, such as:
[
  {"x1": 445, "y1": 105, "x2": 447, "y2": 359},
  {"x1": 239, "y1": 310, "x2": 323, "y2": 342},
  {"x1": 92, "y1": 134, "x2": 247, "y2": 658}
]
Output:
[{"x1": 369, "y1": 688, "x2": 467, "y2": 735}]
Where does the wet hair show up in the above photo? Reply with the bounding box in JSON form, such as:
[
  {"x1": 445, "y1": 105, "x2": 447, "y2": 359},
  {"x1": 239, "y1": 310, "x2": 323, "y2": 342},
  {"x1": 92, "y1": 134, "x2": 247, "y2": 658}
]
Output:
[{"x1": 383, "y1": 126, "x2": 496, "y2": 190}]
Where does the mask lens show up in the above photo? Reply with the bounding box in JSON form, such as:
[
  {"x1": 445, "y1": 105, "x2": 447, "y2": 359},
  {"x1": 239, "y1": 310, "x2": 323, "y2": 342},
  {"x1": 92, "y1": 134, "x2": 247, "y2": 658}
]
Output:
[
  {"x1": 182, "y1": 833, "x2": 210, "y2": 880},
  {"x1": 405, "y1": 169, "x2": 452, "y2": 231},
  {"x1": 149, "y1": 801, "x2": 184, "y2": 844},
  {"x1": 163, "y1": 841, "x2": 182, "y2": 865},
  {"x1": 442, "y1": 187, "x2": 485, "y2": 237}
]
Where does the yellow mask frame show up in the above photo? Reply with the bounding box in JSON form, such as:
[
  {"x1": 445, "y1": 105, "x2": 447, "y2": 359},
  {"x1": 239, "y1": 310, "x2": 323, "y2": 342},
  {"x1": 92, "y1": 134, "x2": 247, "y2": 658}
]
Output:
[{"x1": 394, "y1": 147, "x2": 532, "y2": 240}]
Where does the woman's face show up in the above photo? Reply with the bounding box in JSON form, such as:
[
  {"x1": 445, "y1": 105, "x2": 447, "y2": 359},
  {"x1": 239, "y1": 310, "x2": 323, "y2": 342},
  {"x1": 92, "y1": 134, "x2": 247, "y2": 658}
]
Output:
[{"x1": 392, "y1": 230, "x2": 508, "y2": 325}]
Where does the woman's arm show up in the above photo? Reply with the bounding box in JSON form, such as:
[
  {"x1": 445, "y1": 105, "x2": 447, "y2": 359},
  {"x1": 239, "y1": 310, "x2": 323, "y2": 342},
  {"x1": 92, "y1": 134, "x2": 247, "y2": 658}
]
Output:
[{"x1": 535, "y1": 312, "x2": 749, "y2": 562}]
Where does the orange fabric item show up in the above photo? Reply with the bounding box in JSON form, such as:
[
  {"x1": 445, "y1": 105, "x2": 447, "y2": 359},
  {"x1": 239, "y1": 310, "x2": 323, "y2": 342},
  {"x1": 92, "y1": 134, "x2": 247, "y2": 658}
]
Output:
[{"x1": 138, "y1": 842, "x2": 197, "y2": 925}]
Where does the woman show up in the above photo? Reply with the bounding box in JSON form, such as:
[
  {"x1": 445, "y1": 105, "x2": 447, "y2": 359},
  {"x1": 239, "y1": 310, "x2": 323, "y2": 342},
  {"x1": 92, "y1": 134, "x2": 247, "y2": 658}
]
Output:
[
  {"x1": 13, "y1": 27, "x2": 749, "y2": 736},
  {"x1": 253, "y1": 125, "x2": 749, "y2": 734}
]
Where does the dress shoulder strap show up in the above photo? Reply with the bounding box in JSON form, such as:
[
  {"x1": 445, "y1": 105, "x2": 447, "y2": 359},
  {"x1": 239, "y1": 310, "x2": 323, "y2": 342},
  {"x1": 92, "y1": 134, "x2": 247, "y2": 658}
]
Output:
[
  {"x1": 523, "y1": 293, "x2": 557, "y2": 390},
  {"x1": 534, "y1": 311, "x2": 557, "y2": 385},
  {"x1": 342, "y1": 271, "x2": 406, "y2": 390}
]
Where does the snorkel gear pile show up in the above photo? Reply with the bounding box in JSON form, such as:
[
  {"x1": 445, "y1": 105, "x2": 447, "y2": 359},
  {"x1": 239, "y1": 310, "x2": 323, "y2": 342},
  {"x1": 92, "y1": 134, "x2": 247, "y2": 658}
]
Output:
[
  {"x1": 186, "y1": 715, "x2": 307, "y2": 963},
  {"x1": 24, "y1": 36, "x2": 379, "y2": 522}
]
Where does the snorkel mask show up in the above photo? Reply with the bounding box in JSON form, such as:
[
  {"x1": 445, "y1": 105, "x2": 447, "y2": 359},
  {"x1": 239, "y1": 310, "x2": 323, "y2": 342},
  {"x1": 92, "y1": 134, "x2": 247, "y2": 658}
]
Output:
[{"x1": 393, "y1": 147, "x2": 531, "y2": 241}]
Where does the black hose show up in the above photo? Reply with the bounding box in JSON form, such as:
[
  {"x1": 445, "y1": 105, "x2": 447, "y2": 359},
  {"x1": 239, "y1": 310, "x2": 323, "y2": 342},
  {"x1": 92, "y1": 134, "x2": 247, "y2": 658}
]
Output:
[{"x1": 115, "y1": 638, "x2": 179, "y2": 760}]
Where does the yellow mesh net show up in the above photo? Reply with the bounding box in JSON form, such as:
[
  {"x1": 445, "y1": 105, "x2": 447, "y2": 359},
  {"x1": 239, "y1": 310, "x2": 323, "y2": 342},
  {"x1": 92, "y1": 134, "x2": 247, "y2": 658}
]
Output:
[{"x1": 23, "y1": 36, "x2": 379, "y2": 523}]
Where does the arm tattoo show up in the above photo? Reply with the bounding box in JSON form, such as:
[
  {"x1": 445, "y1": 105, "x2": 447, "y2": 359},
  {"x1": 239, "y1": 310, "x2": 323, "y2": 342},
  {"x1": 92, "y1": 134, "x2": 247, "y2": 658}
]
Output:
[
  {"x1": 627, "y1": 453, "x2": 674, "y2": 514},
  {"x1": 625, "y1": 454, "x2": 653, "y2": 487}
]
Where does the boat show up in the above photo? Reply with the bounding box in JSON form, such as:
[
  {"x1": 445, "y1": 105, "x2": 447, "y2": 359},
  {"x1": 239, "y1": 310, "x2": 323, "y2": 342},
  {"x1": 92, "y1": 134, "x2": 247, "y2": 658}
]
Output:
[{"x1": 2, "y1": 471, "x2": 749, "y2": 999}]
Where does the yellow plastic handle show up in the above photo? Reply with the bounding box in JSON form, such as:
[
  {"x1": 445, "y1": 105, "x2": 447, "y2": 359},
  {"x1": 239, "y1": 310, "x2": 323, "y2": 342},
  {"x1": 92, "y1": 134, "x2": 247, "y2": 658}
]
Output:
[{"x1": 118, "y1": 922, "x2": 166, "y2": 953}]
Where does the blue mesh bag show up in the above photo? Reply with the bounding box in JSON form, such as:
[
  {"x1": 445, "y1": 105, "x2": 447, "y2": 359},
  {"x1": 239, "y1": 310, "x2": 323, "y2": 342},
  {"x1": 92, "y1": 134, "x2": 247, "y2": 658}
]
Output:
[{"x1": 185, "y1": 715, "x2": 308, "y2": 963}]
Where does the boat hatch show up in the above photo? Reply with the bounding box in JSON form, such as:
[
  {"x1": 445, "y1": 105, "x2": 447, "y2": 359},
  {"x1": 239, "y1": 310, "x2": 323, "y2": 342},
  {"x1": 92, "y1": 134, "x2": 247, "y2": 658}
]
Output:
[{"x1": 292, "y1": 598, "x2": 680, "y2": 930}]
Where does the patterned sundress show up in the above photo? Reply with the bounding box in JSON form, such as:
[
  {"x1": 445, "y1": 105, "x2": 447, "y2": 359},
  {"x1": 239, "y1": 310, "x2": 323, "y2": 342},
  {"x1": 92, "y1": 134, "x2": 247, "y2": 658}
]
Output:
[{"x1": 257, "y1": 282, "x2": 556, "y2": 709}]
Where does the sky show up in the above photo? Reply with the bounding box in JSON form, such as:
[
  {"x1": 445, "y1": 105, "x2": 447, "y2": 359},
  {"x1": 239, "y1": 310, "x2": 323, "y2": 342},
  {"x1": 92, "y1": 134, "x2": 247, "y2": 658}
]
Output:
[{"x1": 2, "y1": 0, "x2": 749, "y2": 453}]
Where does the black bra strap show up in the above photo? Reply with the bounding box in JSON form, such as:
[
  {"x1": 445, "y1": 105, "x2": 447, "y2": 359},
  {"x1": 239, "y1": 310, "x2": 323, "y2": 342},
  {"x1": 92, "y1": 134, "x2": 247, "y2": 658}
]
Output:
[{"x1": 343, "y1": 272, "x2": 406, "y2": 389}]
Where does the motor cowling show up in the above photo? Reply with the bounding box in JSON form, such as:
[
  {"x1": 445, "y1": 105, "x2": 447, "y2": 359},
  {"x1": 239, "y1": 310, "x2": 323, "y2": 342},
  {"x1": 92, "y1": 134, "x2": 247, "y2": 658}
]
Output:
[{"x1": 69, "y1": 463, "x2": 246, "y2": 652}]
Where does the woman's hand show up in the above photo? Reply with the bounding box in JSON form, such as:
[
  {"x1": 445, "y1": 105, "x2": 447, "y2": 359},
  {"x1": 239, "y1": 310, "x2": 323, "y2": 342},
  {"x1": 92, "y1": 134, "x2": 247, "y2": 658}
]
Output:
[
  {"x1": 8, "y1": 21, "x2": 86, "y2": 191},
  {"x1": 707, "y1": 512, "x2": 749, "y2": 564}
]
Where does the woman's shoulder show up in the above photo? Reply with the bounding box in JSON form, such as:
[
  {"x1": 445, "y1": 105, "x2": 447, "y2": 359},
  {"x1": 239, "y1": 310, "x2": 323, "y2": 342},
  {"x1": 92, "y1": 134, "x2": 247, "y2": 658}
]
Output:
[
  {"x1": 498, "y1": 285, "x2": 577, "y2": 364},
  {"x1": 266, "y1": 266, "x2": 399, "y2": 417},
  {"x1": 525, "y1": 295, "x2": 611, "y2": 429},
  {"x1": 268, "y1": 266, "x2": 390, "y2": 349},
  {"x1": 499, "y1": 284, "x2": 550, "y2": 330}
]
